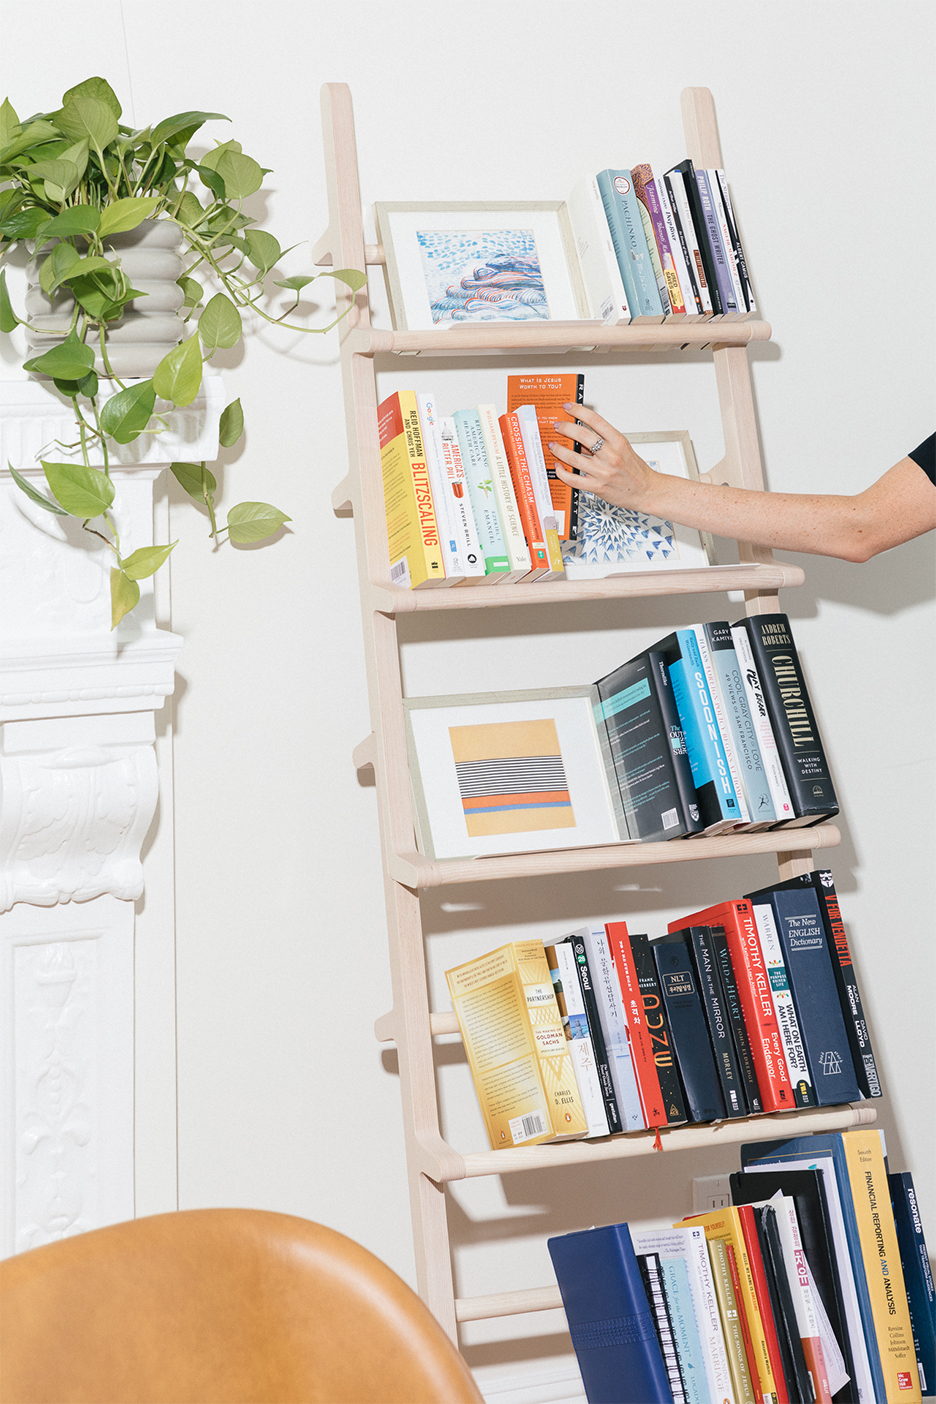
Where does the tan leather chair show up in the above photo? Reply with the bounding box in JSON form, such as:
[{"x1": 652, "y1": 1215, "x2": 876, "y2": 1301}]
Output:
[{"x1": 0, "y1": 1208, "x2": 484, "y2": 1404}]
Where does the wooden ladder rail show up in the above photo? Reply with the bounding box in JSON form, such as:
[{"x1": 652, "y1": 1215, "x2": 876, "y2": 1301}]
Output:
[{"x1": 315, "y1": 81, "x2": 823, "y2": 1343}]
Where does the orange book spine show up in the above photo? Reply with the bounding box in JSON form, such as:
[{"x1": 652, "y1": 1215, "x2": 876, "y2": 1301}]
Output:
[
  {"x1": 505, "y1": 372, "x2": 584, "y2": 542},
  {"x1": 498, "y1": 412, "x2": 548, "y2": 576}
]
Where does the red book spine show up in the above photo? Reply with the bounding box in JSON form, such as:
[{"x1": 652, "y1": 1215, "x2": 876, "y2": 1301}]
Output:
[
  {"x1": 736, "y1": 1205, "x2": 790, "y2": 1404},
  {"x1": 725, "y1": 1239, "x2": 764, "y2": 1402},
  {"x1": 605, "y1": 921, "x2": 668, "y2": 1128},
  {"x1": 498, "y1": 412, "x2": 547, "y2": 570},
  {"x1": 669, "y1": 900, "x2": 795, "y2": 1113}
]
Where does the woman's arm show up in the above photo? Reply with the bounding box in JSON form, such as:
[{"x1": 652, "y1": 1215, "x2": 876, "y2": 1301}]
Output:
[{"x1": 549, "y1": 404, "x2": 936, "y2": 563}]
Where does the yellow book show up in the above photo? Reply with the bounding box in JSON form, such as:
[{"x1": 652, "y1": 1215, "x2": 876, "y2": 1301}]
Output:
[
  {"x1": 377, "y1": 390, "x2": 445, "y2": 589},
  {"x1": 676, "y1": 1207, "x2": 779, "y2": 1404},
  {"x1": 840, "y1": 1129, "x2": 922, "y2": 1403},
  {"x1": 446, "y1": 940, "x2": 588, "y2": 1149},
  {"x1": 706, "y1": 1235, "x2": 757, "y2": 1404}
]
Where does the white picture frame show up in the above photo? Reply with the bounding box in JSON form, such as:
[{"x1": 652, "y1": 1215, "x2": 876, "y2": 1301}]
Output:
[
  {"x1": 374, "y1": 201, "x2": 592, "y2": 333},
  {"x1": 404, "y1": 687, "x2": 631, "y2": 862},
  {"x1": 562, "y1": 430, "x2": 717, "y2": 577}
]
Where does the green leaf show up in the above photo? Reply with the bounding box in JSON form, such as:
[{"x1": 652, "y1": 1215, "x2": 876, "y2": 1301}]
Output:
[
  {"x1": 170, "y1": 460, "x2": 217, "y2": 500},
  {"x1": 99, "y1": 380, "x2": 156, "y2": 443},
  {"x1": 120, "y1": 540, "x2": 176, "y2": 580},
  {"x1": 200, "y1": 142, "x2": 262, "y2": 200},
  {"x1": 56, "y1": 95, "x2": 119, "y2": 151},
  {"x1": 0, "y1": 97, "x2": 20, "y2": 147},
  {"x1": 0, "y1": 269, "x2": 20, "y2": 332},
  {"x1": 28, "y1": 158, "x2": 82, "y2": 201},
  {"x1": 197, "y1": 164, "x2": 226, "y2": 201},
  {"x1": 111, "y1": 568, "x2": 140, "y2": 628},
  {"x1": 97, "y1": 196, "x2": 160, "y2": 239},
  {"x1": 149, "y1": 110, "x2": 228, "y2": 147},
  {"x1": 23, "y1": 333, "x2": 95, "y2": 380},
  {"x1": 198, "y1": 293, "x2": 241, "y2": 352},
  {"x1": 68, "y1": 272, "x2": 136, "y2": 322},
  {"x1": 61, "y1": 77, "x2": 122, "y2": 121},
  {"x1": 0, "y1": 120, "x2": 60, "y2": 164},
  {"x1": 174, "y1": 191, "x2": 206, "y2": 227},
  {"x1": 273, "y1": 274, "x2": 316, "y2": 293},
  {"x1": 177, "y1": 276, "x2": 203, "y2": 310},
  {"x1": 39, "y1": 242, "x2": 79, "y2": 295},
  {"x1": 226, "y1": 501, "x2": 291, "y2": 543},
  {"x1": 0, "y1": 206, "x2": 50, "y2": 241},
  {"x1": 219, "y1": 398, "x2": 244, "y2": 448},
  {"x1": 49, "y1": 252, "x2": 116, "y2": 294},
  {"x1": 153, "y1": 334, "x2": 203, "y2": 407},
  {"x1": 243, "y1": 228, "x2": 280, "y2": 275},
  {"x1": 9, "y1": 461, "x2": 69, "y2": 515},
  {"x1": 42, "y1": 460, "x2": 115, "y2": 518},
  {"x1": 52, "y1": 377, "x2": 82, "y2": 397},
  {"x1": 77, "y1": 369, "x2": 99, "y2": 397},
  {"x1": 34, "y1": 204, "x2": 100, "y2": 240},
  {"x1": 330, "y1": 268, "x2": 368, "y2": 292}
]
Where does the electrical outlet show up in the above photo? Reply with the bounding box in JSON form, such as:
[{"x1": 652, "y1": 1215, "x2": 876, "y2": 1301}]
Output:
[{"x1": 692, "y1": 1174, "x2": 732, "y2": 1213}]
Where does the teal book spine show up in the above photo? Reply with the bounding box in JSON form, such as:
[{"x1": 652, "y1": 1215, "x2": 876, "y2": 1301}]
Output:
[
  {"x1": 702, "y1": 621, "x2": 775, "y2": 823},
  {"x1": 596, "y1": 169, "x2": 664, "y2": 317},
  {"x1": 663, "y1": 628, "x2": 744, "y2": 828}
]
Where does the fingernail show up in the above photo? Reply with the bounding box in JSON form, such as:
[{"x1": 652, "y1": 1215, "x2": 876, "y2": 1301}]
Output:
[{"x1": 548, "y1": 442, "x2": 557, "y2": 451}]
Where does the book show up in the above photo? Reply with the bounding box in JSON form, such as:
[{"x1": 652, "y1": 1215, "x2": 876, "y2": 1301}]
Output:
[
  {"x1": 444, "y1": 940, "x2": 588, "y2": 1149},
  {"x1": 546, "y1": 941, "x2": 611, "y2": 1137},
  {"x1": 651, "y1": 930, "x2": 726, "y2": 1123},
  {"x1": 669, "y1": 899, "x2": 795, "y2": 1113},
  {"x1": 632, "y1": 1225, "x2": 737, "y2": 1404},
  {"x1": 708, "y1": 1233, "x2": 758, "y2": 1404},
  {"x1": 476, "y1": 403, "x2": 531, "y2": 581},
  {"x1": 768, "y1": 869, "x2": 882, "y2": 1101},
  {"x1": 691, "y1": 623, "x2": 753, "y2": 826},
  {"x1": 578, "y1": 925, "x2": 646, "y2": 1131},
  {"x1": 416, "y1": 392, "x2": 466, "y2": 585},
  {"x1": 703, "y1": 169, "x2": 747, "y2": 318},
  {"x1": 547, "y1": 1222, "x2": 676, "y2": 1404},
  {"x1": 729, "y1": 623, "x2": 798, "y2": 827},
  {"x1": 627, "y1": 930, "x2": 688, "y2": 1126},
  {"x1": 733, "y1": 1203, "x2": 793, "y2": 1404},
  {"x1": 637, "y1": 1250, "x2": 690, "y2": 1403},
  {"x1": 669, "y1": 159, "x2": 724, "y2": 315},
  {"x1": 377, "y1": 390, "x2": 446, "y2": 589},
  {"x1": 734, "y1": 613, "x2": 839, "y2": 824},
  {"x1": 743, "y1": 880, "x2": 862, "y2": 1106},
  {"x1": 437, "y1": 415, "x2": 486, "y2": 581},
  {"x1": 631, "y1": 163, "x2": 681, "y2": 315},
  {"x1": 592, "y1": 649, "x2": 703, "y2": 842},
  {"x1": 499, "y1": 410, "x2": 551, "y2": 580},
  {"x1": 889, "y1": 1173, "x2": 936, "y2": 1397},
  {"x1": 562, "y1": 930, "x2": 623, "y2": 1135},
  {"x1": 656, "y1": 173, "x2": 705, "y2": 319},
  {"x1": 451, "y1": 408, "x2": 512, "y2": 581},
  {"x1": 684, "y1": 924, "x2": 748, "y2": 1117},
  {"x1": 747, "y1": 1203, "x2": 814, "y2": 1403},
  {"x1": 693, "y1": 168, "x2": 740, "y2": 317},
  {"x1": 656, "y1": 628, "x2": 745, "y2": 832},
  {"x1": 708, "y1": 923, "x2": 764, "y2": 1115},
  {"x1": 712, "y1": 169, "x2": 757, "y2": 313},
  {"x1": 514, "y1": 404, "x2": 565, "y2": 576},
  {"x1": 596, "y1": 168, "x2": 665, "y2": 319},
  {"x1": 746, "y1": 896, "x2": 817, "y2": 1109},
  {"x1": 565, "y1": 174, "x2": 632, "y2": 324},
  {"x1": 663, "y1": 167, "x2": 714, "y2": 316},
  {"x1": 506, "y1": 373, "x2": 584, "y2": 542},
  {"x1": 605, "y1": 920, "x2": 672, "y2": 1130},
  {"x1": 697, "y1": 621, "x2": 776, "y2": 826}
]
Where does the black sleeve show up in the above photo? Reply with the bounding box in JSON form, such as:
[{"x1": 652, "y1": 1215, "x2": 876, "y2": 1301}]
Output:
[{"x1": 908, "y1": 434, "x2": 935, "y2": 484}]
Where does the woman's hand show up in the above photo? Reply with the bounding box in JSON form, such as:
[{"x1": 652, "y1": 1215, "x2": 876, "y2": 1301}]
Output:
[{"x1": 549, "y1": 403, "x2": 659, "y2": 511}]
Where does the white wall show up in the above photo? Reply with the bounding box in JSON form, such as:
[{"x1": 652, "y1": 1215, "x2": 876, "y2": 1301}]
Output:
[{"x1": 3, "y1": 0, "x2": 933, "y2": 1391}]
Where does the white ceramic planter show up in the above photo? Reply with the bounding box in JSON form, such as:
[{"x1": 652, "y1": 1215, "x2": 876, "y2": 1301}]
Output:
[{"x1": 24, "y1": 220, "x2": 186, "y2": 378}]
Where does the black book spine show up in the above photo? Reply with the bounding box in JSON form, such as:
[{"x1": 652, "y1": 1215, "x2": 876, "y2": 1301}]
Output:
[
  {"x1": 564, "y1": 933, "x2": 622, "y2": 1133},
  {"x1": 628, "y1": 931, "x2": 687, "y2": 1126},
  {"x1": 756, "y1": 1207, "x2": 814, "y2": 1404},
  {"x1": 689, "y1": 926, "x2": 748, "y2": 1117},
  {"x1": 709, "y1": 924, "x2": 764, "y2": 1115},
  {"x1": 672, "y1": 158, "x2": 723, "y2": 314},
  {"x1": 662, "y1": 172, "x2": 704, "y2": 314},
  {"x1": 636, "y1": 1252, "x2": 687, "y2": 1404},
  {"x1": 651, "y1": 931, "x2": 726, "y2": 1123},
  {"x1": 648, "y1": 649, "x2": 703, "y2": 835},
  {"x1": 738, "y1": 612, "x2": 839, "y2": 821},
  {"x1": 714, "y1": 168, "x2": 754, "y2": 310}
]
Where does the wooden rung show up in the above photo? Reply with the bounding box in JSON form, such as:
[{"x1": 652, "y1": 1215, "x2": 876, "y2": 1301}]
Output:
[
  {"x1": 365, "y1": 562, "x2": 804, "y2": 614},
  {"x1": 345, "y1": 320, "x2": 771, "y2": 357},
  {"x1": 374, "y1": 1009, "x2": 459, "y2": 1042},
  {"x1": 440, "y1": 1104, "x2": 876, "y2": 1183},
  {"x1": 455, "y1": 1286, "x2": 563, "y2": 1323},
  {"x1": 389, "y1": 825, "x2": 840, "y2": 890},
  {"x1": 313, "y1": 239, "x2": 385, "y2": 267},
  {"x1": 352, "y1": 733, "x2": 376, "y2": 770}
]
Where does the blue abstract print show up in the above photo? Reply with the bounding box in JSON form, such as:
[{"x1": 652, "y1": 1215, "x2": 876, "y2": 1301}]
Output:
[{"x1": 416, "y1": 228, "x2": 549, "y2": 323}]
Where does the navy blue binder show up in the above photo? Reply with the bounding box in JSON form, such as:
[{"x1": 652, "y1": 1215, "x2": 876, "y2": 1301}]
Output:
[{"x1": 548, "y1": 1222, "x2": 675, "y2": 1404}]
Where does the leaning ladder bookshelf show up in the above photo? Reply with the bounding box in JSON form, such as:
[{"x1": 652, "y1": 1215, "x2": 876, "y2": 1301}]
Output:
[{"x1": 313, "y1": 82, "x2": 876, "y2": 1344}]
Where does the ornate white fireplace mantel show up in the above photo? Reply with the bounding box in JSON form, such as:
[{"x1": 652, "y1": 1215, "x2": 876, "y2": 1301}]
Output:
[{"x1": 0, "y1": 376, "x2": 222, "y2": 1256}]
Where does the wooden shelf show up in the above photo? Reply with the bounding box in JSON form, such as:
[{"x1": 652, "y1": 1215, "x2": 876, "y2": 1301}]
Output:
[
  {"x1": 345, "y1": 319, "x2": 771, "y2": 357},
  {"x1": 388, "y1": 824, "x2": 840, "y2": 889}
]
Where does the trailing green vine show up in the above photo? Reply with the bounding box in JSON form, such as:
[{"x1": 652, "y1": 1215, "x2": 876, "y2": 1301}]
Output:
[{"x1": 0, "y1": 75, "x2": 364, "y2": 625}]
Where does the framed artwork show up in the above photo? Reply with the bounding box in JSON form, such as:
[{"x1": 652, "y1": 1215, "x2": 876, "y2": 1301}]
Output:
[
  {"x1": 374, "y1": 202, "x2": 591, "y2": 332},
  {"x1": 561, "y1": 430, "x2": 717, "y2": 578},
  {"x1": 404, "y1": 687, "x2": 631, "y2": 861}
]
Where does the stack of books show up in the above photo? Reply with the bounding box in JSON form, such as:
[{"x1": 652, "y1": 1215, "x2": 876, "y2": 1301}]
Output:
[
  {"x1": 445, "y1": 865, "x2": 880, "y2": 1151},
  {"x1": 548, "y1": 1135, "x2": 932, "y2": 1403}
]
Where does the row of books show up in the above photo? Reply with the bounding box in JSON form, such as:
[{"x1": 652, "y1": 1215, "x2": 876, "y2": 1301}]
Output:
[
  {"x1": 594, "y1": 611, "x2": 838, "y2": 840},
  {"x1": 568, "y1": 160, "x2": 756, "y2": 324},
  {"x1": 445, "y1": 867, "x2": 880, "y2": 1156},
  {"x1": 549, "y1": 1133, "x2": 933, "y2": 1403}
]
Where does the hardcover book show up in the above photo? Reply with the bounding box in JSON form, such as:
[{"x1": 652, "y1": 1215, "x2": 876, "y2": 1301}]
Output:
[
  {"x1": 596, "y1": 168, "x2": 665, "y2": 318},
  {"x1": 669, "y1": 159, "x2": 724, "y2": 315},
  {"x1": 651, "y1": 930, "x2": 726, "y2": 1123},
  {"x1": 697, "y1": 621, "x2": 775, "y2": 825},
  {"x1": 708, "y1": 923, "x2": 763, "y2": 1115},
  {"x1": 656, "y1": 173, "x2": 704, "y2": 318},
  {"x1": 631, "y1": 163, "x2": 680, "y2": 314},
  {"x1": 746, "y1": 897, "x2": 817, "y2": 1108},
  {"x1": 712, "y1": 168, "x2": 756, "y2": 312},
  {"x1": 506, "y1": 373, "x2": 585, "y2": 541},
  {"x1": 565, "y1": 175, "x2": 632, "y2": 324},
  {"x1": 377, "y1": 390, "x2": 446, "y2": 589},
  {"x1": 605, "y1": 920, "x2": 672, "y2": 1130},
  {"x1": 684, "y1": 925, "x2": 748, "y2": 1117},
  {"x1": 889, "y1": 1172, "x2": 936, "y2": 1397},
  {"x1": 656, "y1": 628, "x2": 745, "y2": 831},
  {"x1": 637, "y1": 1250, "x2": 689, "y2": 1402},
  {"x1": 663, "y1": 166, "x2": 713, "y2": 316},
  {"x1": 561, "y1": 930, "x2": 623, "y2": 1135},
  {"x1": 708, "y1": 1233, "x2": 758, "y2": 1404},
  {"x1": 578, "y1": 925, "x2": 645, "y2": 1131},
  {"x1": 628, "y1": 930, "x2": 688, "y2": 1125},
  {"x1": 729, "y1": 622, "x2": 798, "y2": 827},
  {"x1": 693, "y1": 167, "x2": 740, "y2": 316}
]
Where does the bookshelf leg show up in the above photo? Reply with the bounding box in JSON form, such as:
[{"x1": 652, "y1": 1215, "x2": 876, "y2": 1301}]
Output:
[
  {"x1": 776, "y1": 849, "x2": 817, "y2": 880},
  {"x1": 411, "y1": 1170, "x2": 458, "y2": 1341}
]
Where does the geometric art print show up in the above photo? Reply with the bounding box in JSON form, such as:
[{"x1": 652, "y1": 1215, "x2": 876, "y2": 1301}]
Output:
[
  {"x1": 562, "y1": 480, "x2": 682, "y2": 567},
  {"x1": 448, "y1": 717, "x2": 575, "y2": 838}
]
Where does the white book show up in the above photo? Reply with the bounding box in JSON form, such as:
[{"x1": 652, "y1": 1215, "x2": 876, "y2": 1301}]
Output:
[
  {"x1": 730, "y1": 623, "x2": 798, "y2": 825},
  {"x1": 417, "y1": 393, "x2": 464, "y2": 586},
  {"x1": 749, "y1": 902, "x2": 814, "y2": 1098},
  {"x1": 437, "y1": 416, "x2": 485, "y2": 581},
  {"x1": 691, "y1": 624, "x2": 752, "y2": 825},
  {"x1": 553, "y1": 941, "x2": 610, "y2": 1137},
  {"x1": 515, "y1": 404, "x2": 565, "y2": 580},
  {"x1": 565, "y1": 175, "x2": 631, "y2": 324},
  {"x1": 476, "y1": 403, "x2": 531, "y2": 580},
  {"x1": 664, "y1": 168, "x2": 715, "y2": 316},
  {"x1": 714, "y1": 169, "x2": 756, "y2": 314},
  {"x1": 631, "y1": 1225, "x2": 737, "y2": 1404},
  {"x1": 656, "y1": 178, "x2": 704, "y2": 322},
  {"x1": 762, "y1": 1192, "x2": 850, "y2": 1396},
  {"x1": 579, "y1": 926, "x2": 645, "y2": 1131},
  {"x1": 705, "y1": 169, "x2": 747, "y2": 318}
]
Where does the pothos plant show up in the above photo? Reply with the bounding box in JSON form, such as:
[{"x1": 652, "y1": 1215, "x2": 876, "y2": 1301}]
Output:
[{"x1": 0, "y1": 76, "x2": 364, "y2": 625}]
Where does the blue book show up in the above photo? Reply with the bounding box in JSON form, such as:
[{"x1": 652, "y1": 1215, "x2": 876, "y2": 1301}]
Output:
[
  {"x1": 651, "y1": 931, "x2": 725, "y2": 1124},
  {"x1": 699, "y1": 621, "x2": 775, "y2": 823},
  {"x1": 548, "y1": 1222, "x2": 675, "y2": 1403},
  {"x1": 890, "y1": 1173, "x2": 936, "y2": 1396},
  {"x1": 660, "y1": 1256, "x2": 711, "y2": 1404},
  {"x1": 596, "y1": 169, "x2": 665, "y2": 318},
  {"x1": 740, "y1": 1131, "x2": 887, "y2": 1404},
  {"x1": 657, "y1": 629, "x2": 744, "y2": 831},
  {"x1": 744, "y1": 881, "x2": 861, "y2": 1106}
]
